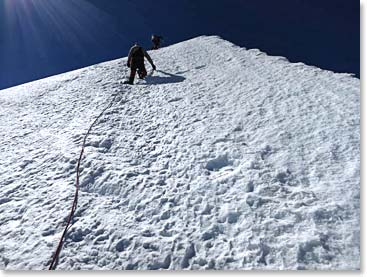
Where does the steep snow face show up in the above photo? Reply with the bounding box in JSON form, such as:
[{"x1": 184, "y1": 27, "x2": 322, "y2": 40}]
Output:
[{"x1": 0, "y1": 36, "x2": 360, "y2": 270}]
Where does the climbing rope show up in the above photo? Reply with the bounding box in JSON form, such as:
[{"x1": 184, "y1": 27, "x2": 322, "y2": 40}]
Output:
[{"x1": 48, "y1": 91, "x2": 121, "y2": 270}]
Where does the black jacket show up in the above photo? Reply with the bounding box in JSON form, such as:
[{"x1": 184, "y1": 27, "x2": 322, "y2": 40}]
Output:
[{"x1": 127, "y1": 45, "x2": 154, "y2": 68}]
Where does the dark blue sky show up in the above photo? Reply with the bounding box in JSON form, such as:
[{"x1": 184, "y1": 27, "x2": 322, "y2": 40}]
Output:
[{"x1": 0, "y1": 0, "x2": 359, "y2": 90}]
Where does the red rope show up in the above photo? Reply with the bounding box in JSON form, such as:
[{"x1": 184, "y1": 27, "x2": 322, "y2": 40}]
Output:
[{"x1": 49, "y1": 94, "x2": 118, "y2": 270}]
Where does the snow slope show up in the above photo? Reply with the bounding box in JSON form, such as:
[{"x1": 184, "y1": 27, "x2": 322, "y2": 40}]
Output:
[{"x1": 0, "y1": 36, "x2": 360, "y2": 270}]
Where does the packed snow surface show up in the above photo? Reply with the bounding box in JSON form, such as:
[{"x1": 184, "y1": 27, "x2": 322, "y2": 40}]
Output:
[{"x1": 0, "y1": 36, "x2": 360, "y2": 270}]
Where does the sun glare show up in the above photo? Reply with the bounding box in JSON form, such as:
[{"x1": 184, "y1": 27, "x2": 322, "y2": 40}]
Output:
[{"x1": 2, "y1": 0, "x2": 127, "y2": 61}]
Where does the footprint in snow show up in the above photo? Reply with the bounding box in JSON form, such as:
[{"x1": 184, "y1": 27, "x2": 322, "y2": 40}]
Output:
[
  {"x1": 205, "y1": 155, "x2": 232, "y2": 171},
  {"x1": 168, "y1": 97, "x2": 183, "y2": 103}
]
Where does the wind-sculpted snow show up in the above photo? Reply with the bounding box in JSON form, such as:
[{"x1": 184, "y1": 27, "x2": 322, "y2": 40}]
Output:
[{"x1": 0, "y1": 36, "x2": 360, "y2": 270}]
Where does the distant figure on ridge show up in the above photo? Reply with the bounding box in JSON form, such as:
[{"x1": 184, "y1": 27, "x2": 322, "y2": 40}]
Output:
[
  {"x1": 124, "y1": 43, "x2": 156, "y2": 85},
  {"x1": 151, "y1": 34, "x2": 163, "y2": 50}
]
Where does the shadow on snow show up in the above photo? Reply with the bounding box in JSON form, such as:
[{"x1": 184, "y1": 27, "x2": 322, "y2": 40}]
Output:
[{"x1": 140, "y1": 70, "x2": 186, "y2": 85}]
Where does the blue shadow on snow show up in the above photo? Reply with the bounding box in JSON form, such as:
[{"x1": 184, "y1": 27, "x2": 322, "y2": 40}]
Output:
[{"x1": 142, "y1": 70, "x2": 186, "y2": 85}]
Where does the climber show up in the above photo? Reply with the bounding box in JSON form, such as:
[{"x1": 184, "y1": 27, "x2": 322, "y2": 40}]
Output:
[
  {"x1": 124, "y1": 43, "x2": 156, "y2": 85},
  {"x1": 151, "y1": 34, "x2": 163, "y2": 50}
]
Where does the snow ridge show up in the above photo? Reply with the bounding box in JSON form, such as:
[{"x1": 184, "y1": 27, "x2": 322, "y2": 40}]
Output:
[{"x1": 0, "y1": 36, "x2": 360, "y2": 270}]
